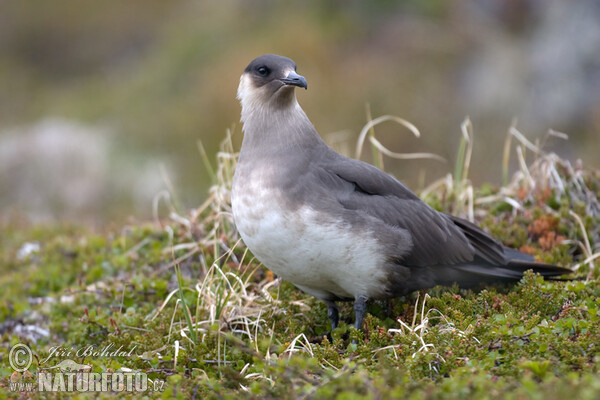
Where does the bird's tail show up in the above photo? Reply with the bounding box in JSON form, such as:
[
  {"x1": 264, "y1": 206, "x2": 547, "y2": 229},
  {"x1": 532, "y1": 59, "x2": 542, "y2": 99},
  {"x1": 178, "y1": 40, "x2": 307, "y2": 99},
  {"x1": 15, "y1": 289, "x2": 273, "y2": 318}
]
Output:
[
  {"x1": 450, "y1": 260, "x2": 572, "y2": 284},
  {"x1": 416, "y1": 261, "x2": 572, "y2": 291},
  {"x1": 395, "y1": 258, "x2": 572, "y2": 296},
  {"x1": 447, "y1": 245, "x2": 573, "y2": 284}
]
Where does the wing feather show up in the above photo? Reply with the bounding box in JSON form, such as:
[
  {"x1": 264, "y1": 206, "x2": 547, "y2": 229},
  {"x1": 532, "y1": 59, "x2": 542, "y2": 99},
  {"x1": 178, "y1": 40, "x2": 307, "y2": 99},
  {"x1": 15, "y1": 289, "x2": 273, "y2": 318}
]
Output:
[{"x1": 323, "y1": 155, "x2": 506, "y2": 267}]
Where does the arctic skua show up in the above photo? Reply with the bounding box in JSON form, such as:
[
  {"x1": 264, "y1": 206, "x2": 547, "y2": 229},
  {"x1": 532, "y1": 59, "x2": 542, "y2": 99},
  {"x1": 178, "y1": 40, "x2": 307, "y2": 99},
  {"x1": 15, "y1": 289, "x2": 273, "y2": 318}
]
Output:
[{"x1": 232, "y1": 54, "x2": 571, "y2": 332}]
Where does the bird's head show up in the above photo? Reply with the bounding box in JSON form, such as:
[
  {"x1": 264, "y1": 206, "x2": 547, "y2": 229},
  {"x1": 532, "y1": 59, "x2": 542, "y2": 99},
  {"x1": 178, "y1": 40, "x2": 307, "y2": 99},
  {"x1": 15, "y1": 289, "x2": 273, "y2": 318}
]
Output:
[{"x1": 237, "y1": 54, "x2": 307, "y2": 121}]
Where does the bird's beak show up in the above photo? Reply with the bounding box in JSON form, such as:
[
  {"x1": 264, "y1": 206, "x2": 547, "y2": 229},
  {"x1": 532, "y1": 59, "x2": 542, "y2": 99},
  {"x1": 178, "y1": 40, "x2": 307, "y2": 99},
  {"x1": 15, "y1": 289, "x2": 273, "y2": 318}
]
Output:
[{"x1": 280, "y1": 71, "x2": 308, "y2": 90}]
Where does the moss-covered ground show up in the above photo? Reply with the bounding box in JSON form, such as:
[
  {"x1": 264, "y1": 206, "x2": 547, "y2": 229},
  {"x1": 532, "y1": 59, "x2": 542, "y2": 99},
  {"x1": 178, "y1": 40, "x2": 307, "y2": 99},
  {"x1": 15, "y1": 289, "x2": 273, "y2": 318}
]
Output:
[{"x1": 1, "y1": 133, "x2": 599, "y2": 399}]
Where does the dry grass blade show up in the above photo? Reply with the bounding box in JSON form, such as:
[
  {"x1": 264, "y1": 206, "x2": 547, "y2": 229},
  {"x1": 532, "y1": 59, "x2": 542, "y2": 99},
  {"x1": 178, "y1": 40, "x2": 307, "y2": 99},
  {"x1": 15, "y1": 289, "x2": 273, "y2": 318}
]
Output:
[
  {"x1": 546, "y1": 129, "x2": 569, "y2": 140},
  {"x1": 197, "y1": 139, "x2": 217, "y2": 183},
  {"x1": 502, "y1": 122, "x2": 516, "y2": 186},
  {"x1": 456, "y1": 117, "x2": 474, "y2": 184},
  {"x1": 355, "y1": 115, "x2": 423, "y2": 159},
  {"x1": 509, "y1": 126, "x2": 543, "y2": 155},
  {"x1": 515, "y1": 145, "x2": 535, "y2": 190},
  {"x1": 152, "y1": 190, "x2": 175, "y2": 227},
  {"x1": 569, "y1": 210, "x2": 595, "y2": 279},
  {"x1": 283, "y1": 333, "x2": 314, "y2": 358},
  {"x1": 368, "y1": 135, "x2": 446, "y2": 162}
]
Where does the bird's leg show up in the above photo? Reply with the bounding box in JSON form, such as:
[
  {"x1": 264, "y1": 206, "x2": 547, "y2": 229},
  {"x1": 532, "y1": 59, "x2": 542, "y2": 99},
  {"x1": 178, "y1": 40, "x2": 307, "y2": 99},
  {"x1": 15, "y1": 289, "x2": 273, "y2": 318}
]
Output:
[
  {"x1": 353, "y1": 295, "x2": 368, "y2": 330},
  {"x1": 326, "y1": 302, "x2": 339, "y2": 331}
]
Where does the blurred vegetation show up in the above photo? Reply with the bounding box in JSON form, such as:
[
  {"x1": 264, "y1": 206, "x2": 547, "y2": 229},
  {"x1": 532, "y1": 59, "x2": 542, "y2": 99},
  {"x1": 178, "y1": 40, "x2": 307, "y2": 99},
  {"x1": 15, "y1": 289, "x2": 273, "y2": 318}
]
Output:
[{"x1": 0, "y1": 0, "x2": 599, "y2": 223}]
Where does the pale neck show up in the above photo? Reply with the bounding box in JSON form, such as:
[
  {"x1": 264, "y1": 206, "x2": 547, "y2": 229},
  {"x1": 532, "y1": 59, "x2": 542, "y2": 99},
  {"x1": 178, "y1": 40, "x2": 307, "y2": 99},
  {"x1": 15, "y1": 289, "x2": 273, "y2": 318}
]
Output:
[{"x1": 239, "y1": 97, "x2": 325, "y2": 159}]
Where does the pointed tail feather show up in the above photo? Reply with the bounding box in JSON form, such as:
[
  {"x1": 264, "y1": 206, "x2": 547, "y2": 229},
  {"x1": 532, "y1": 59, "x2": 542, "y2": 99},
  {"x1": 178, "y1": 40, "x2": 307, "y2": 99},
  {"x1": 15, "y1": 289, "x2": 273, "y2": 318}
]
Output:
[
  {"x1": 419, "y1": 261, "x2": 573, "y2": 290},
  {"x1": 449, "y1": 245, "x2": 573, "y2": 283},
  {"x1": 453, "y1": 261, "x2": 572, "y2": 282}
]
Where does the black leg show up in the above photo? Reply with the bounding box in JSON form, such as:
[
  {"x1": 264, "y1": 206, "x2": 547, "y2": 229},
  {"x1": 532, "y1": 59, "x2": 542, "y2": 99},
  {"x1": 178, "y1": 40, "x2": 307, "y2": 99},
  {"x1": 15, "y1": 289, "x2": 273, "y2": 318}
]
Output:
[
  {"x1": 326, "y1": 302, "x2": 339, "y2": 331},
  {"x1": 353, "y1": 295, "x2": 368, "y2": 330}
]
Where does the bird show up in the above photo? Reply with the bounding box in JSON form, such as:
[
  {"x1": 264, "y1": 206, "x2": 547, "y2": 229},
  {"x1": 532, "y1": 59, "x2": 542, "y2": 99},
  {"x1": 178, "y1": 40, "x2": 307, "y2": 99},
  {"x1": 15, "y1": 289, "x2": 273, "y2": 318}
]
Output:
[{"x1": 231, "y1": 54, "x2": 571, "y2": 332}]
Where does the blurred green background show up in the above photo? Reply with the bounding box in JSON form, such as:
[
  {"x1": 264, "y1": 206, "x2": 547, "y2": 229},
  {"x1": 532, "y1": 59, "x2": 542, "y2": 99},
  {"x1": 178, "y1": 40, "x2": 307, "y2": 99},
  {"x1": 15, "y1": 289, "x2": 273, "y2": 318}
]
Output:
[{"x1": 1, "y1": 0, "x2": 598, "y2": 225}]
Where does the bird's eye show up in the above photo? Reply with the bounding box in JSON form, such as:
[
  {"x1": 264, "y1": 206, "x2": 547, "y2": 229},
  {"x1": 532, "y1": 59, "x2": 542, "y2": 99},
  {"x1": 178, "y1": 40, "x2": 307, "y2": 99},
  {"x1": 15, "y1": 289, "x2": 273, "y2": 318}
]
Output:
[{"x1": 257, "y1": 66, "x2": 269, "y2": 76}]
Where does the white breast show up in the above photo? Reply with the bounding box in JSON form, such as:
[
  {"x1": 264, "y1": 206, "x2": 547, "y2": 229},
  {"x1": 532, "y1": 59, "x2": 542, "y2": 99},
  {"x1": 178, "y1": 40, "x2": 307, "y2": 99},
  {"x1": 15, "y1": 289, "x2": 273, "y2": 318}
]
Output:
[{"x1": 232, "y1": 172, "x2": 387, "y2": 301}]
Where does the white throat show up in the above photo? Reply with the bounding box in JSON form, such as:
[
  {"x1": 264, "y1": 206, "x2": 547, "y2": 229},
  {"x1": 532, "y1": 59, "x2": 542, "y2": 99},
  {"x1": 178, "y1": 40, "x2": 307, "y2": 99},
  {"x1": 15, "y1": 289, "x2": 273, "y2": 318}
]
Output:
[{"x1": 237, "y1": 73, "x2": 299, "y2": 124}]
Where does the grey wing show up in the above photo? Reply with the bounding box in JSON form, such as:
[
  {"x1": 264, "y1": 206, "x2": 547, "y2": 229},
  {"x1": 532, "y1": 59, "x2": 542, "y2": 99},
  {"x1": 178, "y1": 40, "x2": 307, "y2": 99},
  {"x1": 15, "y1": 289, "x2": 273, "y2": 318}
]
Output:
[{"x1": 322, "y1": 155, "x2": 507, "y2": 267}]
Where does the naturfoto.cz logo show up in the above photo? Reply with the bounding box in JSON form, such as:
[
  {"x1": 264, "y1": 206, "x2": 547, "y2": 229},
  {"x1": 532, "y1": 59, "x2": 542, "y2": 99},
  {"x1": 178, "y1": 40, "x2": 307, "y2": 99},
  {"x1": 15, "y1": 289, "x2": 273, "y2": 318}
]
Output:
[{"x1": 8, "y1": 343, "x2": 165, "y2": 393}]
